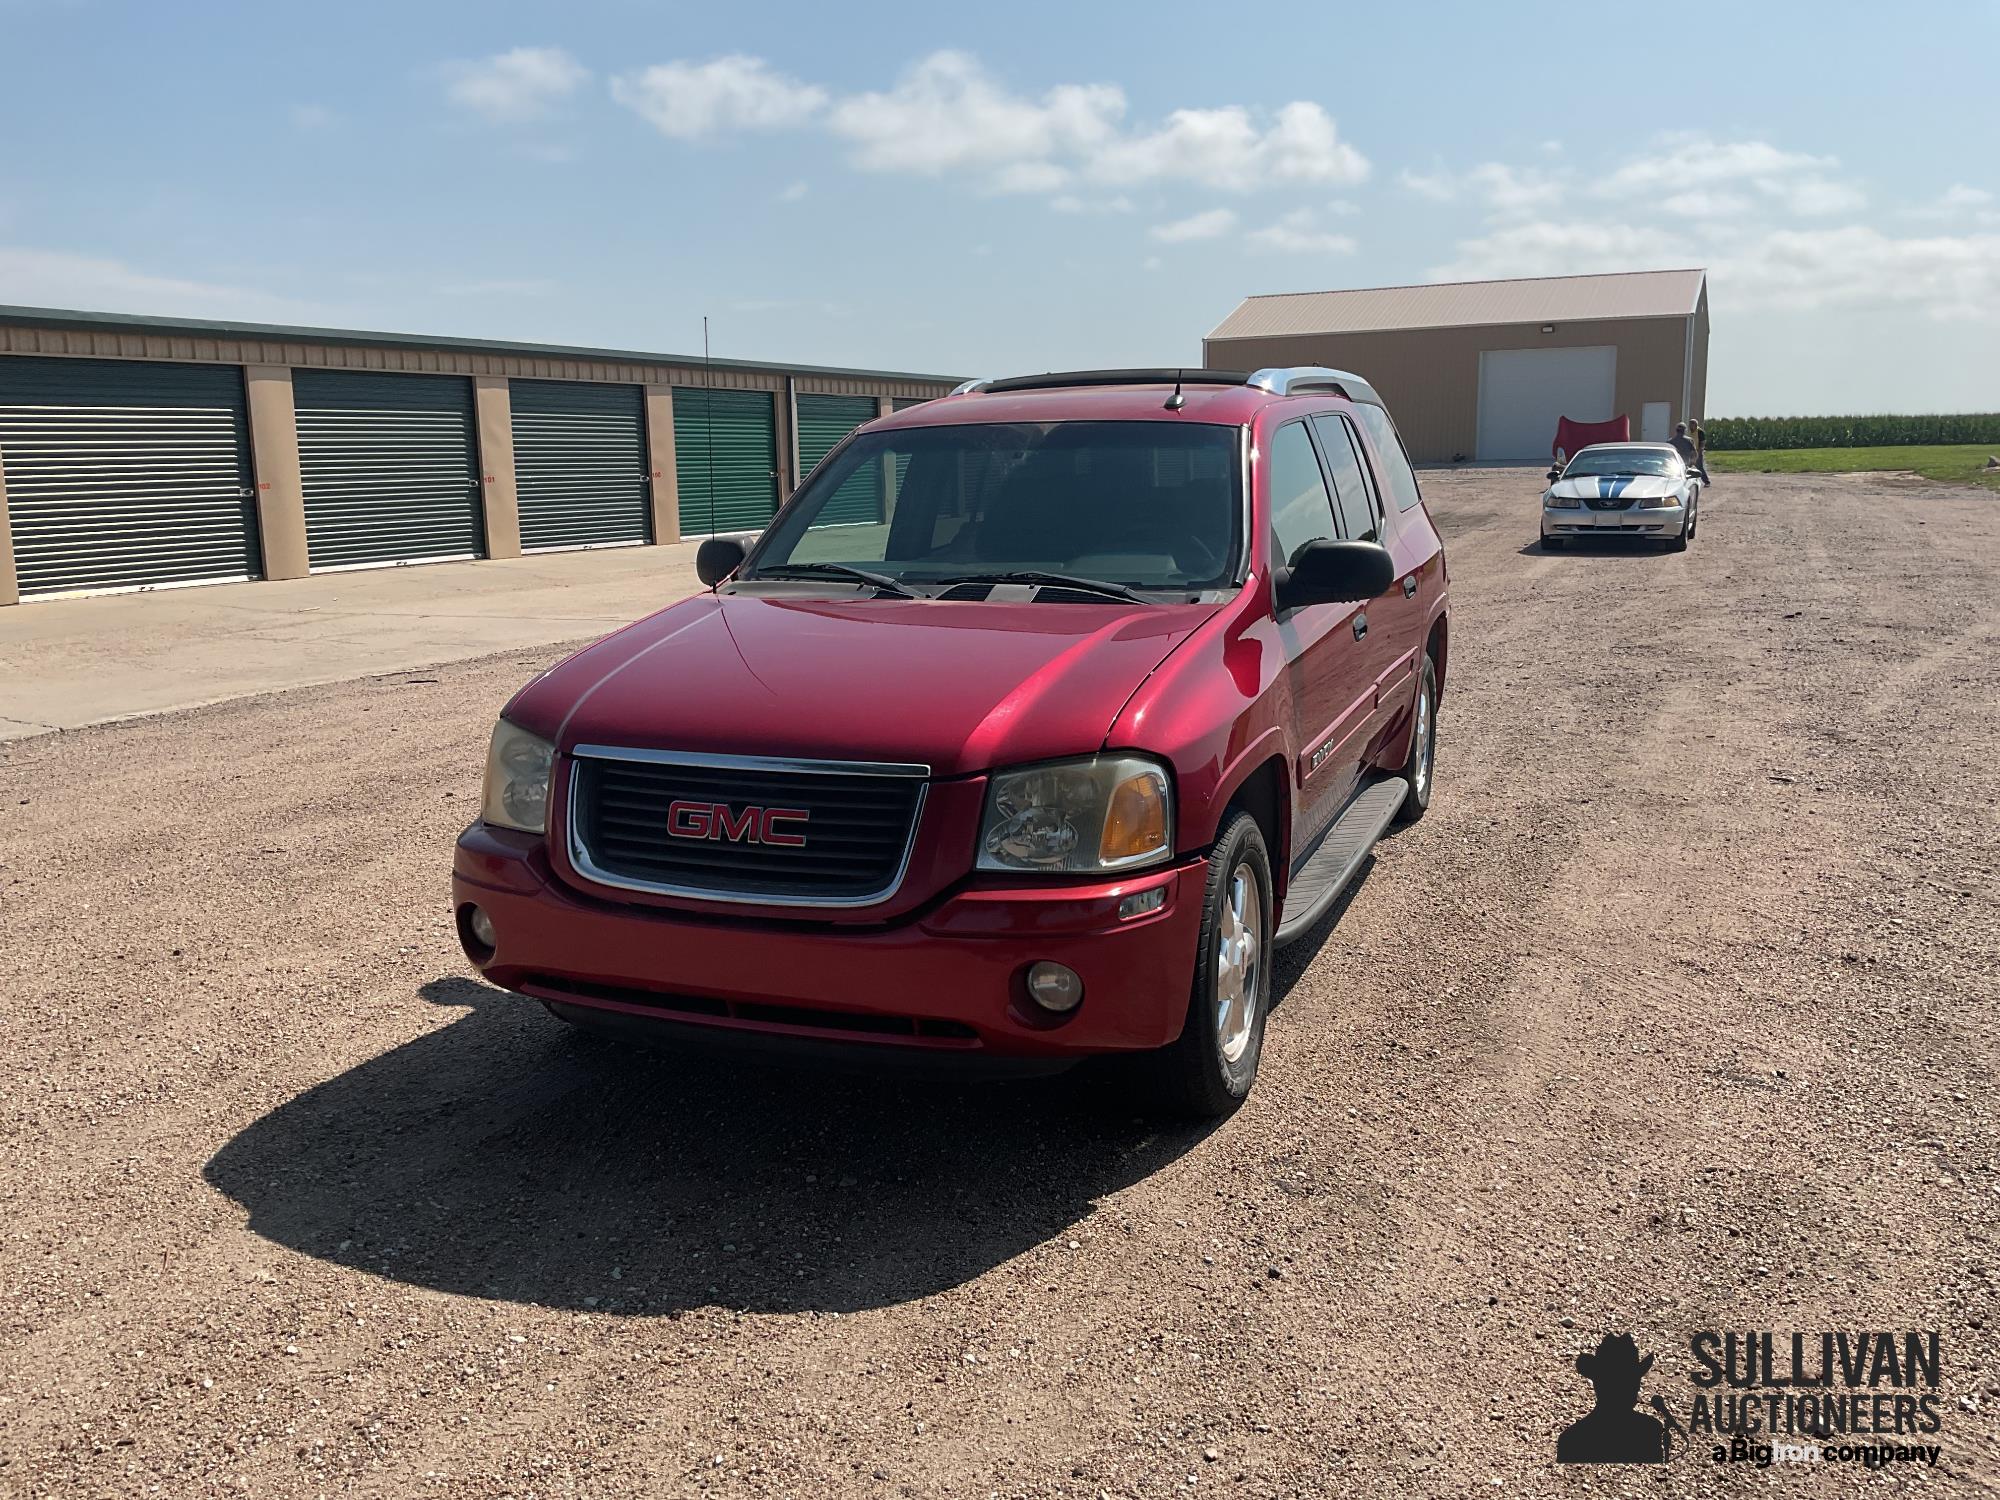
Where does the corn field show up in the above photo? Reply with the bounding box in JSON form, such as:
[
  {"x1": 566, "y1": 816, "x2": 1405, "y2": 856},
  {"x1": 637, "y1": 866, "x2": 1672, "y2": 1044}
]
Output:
[{"x1": 1702, "y1": 414, "x2": 2000, "y2": 450}]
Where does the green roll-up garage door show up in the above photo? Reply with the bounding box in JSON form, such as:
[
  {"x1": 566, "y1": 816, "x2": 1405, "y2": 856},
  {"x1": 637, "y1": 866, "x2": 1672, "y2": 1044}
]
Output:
[
  {"x1": 509, "y1": 379, "x2": 650, "y2": 552},
  {"x1": 293, "y1": 370, "x2": 481, "y2": 571},
  {"x1": 0, "y1": 356, "x2": 258, "y2": 599},
  {"x1": 672, "y1": 386, "x2": 778, "y2": 534},
  {"x1": 796, "y1": 394, "x2": 883, "y2": 526}
]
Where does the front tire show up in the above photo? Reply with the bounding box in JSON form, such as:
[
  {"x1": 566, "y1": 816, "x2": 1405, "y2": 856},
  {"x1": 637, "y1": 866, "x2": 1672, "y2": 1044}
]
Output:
[
  {"x1": 1154, "y1": 811, "x2": 1273, "y2": 1119},
  {"x1": 1668, "y1": 510, "x2": 1690, "y2": 552}
]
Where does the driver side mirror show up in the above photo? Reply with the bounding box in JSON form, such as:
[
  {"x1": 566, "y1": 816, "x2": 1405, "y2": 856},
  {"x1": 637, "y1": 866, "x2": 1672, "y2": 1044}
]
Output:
[
  {"x1": 1274, "y1": 539, "x2": 1397, "y2": 611},
  {"x1": 695, "y1": 536, "x2": 747, "y2": 586},
  {"x1": 1545, "y1": 464, "x2": 1563, "y2": 483}
]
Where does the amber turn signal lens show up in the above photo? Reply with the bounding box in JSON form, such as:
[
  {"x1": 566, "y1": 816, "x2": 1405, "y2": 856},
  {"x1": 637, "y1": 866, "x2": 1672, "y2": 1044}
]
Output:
[{"x1": 1100, "y1": 772, "x2": 1169, "y2": 865}]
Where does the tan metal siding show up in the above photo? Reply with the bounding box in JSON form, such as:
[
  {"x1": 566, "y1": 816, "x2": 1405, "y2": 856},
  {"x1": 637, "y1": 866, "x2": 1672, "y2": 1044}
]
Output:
[{"x1": 1206, "y1": 316, "x2": 1693, "y2": 464}]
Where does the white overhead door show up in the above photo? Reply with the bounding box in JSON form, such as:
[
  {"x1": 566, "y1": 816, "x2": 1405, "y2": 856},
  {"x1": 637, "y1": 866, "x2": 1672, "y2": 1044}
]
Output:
[{"x1": 1475, "y1": 346, "x2": 1617, "y2": 463}]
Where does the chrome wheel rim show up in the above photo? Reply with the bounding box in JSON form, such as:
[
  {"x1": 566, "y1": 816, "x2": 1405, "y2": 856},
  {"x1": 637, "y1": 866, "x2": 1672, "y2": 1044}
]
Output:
[
  {"x1": 1215, "y1": 865, "x2": 1262, "y2": 1065},
  {"x1": 1413, "y1": 682, "x2": 1435, "y2": 801}
]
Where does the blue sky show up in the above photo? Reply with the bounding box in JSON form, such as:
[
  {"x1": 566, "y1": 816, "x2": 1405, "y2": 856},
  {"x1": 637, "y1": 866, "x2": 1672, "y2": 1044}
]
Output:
[{"x1": 1, "y1": 0, "x2": 1995, "y2": 414}]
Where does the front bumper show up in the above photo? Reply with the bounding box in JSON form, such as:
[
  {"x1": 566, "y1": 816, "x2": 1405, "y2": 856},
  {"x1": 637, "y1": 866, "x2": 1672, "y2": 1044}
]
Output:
[
  {"x1": 1542, "y1": 502, "x2": 1684, "y2": 538},
  {"x1": 452, "y1": 822, "x2": 1208, "y2": 1059}
]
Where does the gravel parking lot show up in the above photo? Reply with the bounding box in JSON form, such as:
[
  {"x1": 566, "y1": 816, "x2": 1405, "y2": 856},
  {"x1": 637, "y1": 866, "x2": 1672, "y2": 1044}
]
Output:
[{"x1": 3, "y1": 470, "x2": 1995, "y2": 1496}]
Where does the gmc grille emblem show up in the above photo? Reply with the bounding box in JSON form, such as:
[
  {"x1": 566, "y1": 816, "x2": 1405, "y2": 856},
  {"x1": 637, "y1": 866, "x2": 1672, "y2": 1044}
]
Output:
[{"x1": 665, "y1": 799, "x2": 809, "y2": 847}]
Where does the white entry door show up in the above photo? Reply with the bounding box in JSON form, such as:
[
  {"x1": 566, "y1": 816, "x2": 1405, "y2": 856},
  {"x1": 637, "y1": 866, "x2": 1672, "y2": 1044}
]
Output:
[
  {"x1": 1475, "y1": 345, "x2": 1618, "y2": 463},
  {"x1": 1640, "y1": 401, "x2": 1671, "y2": 442}
]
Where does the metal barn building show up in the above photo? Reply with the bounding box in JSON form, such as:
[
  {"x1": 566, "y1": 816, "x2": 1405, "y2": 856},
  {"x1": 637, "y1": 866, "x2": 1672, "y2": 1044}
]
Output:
[
  {"x1": 0, "y1": 305, "x2": 956, "y2": 605},
  {"x1": 1204, "y1": 268, "x2": 1709, "y2": 466}
]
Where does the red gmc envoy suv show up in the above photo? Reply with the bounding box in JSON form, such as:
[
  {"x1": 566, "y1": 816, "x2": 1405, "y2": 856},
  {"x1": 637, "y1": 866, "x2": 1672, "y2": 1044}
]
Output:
[{"x1": 452, "y1": 368, "x2": 1448, "y2": 1116}]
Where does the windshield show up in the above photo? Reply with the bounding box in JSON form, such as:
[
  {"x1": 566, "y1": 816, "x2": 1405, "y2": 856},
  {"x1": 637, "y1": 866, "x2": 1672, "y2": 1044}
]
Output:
[
  {"x1": 1563, "y1": 447, "x2": 1683, "y2": 478},
  {"x1": 747, "y1": 421, "x2": 1242, "y2": 593}
]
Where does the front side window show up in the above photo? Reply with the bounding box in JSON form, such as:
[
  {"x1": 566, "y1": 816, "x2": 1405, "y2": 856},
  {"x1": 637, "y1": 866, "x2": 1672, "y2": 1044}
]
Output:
[
  {"x1": 1353, "y1": 404, "x2": 1424, "y2": 514},
  {"x1": 748, "y1": 420, "x2": 1241, "y2": 592},
  {"x1": 1266, "y1": 421, "x2": 1335, "y2": 566}
]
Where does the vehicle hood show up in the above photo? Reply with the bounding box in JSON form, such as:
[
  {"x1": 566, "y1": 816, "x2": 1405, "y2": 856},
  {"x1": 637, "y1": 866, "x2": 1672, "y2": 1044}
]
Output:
[
  {"x1": 507, "y1": 591, "x2": 1220, "y2": 777},
  {"x1": 1548, "y1": 473, "x2": 1681, "y2": 502}
]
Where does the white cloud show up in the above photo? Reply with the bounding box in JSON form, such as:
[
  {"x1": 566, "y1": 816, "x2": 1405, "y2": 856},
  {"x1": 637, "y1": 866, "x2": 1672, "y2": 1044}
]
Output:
[
  {"x1": 1399, "y1": 168, "x2": 1457, "y2": 202},
  {"x1": 990, "y1": 161, "x2": 1072, "y2": 194},
  {"x1": 777, "y1": 180, "x2": 809, "y2": 202},
  {"x1": 1246, "y1": 208, "x2": 1356, "y2": 255},
  {"x1": 1049, "y1": 193, "x2": 1135, "y2": 214},
  {"x1": 290, "y1": 103, "x2": 336, "y2": 130},
  {"x1": 622, "y1": 50, "x2": 1367, "y2": 198},
  {"x1": 1662, "y1": 188, "x2": 1753, "y2": 217},
  {"x1": 1597, "y1": 134, "x2": 1837, "y2": 196},
  {"x1": 1593, "y1": 133, "x2": 1863, "y2": 216},
  {"x1": 516, "y1": 143, "x2": 576, "y2": 165},
  {"x1": 1399, "y1": 162, "x2": 1562, "y2": 217},
  {"x1": 612, "y1": 55, "x2": 826, "y2": 139},
  {"x1": 1142, "y1": 255, "x2": 1164, "y2": 272},
  {"x1": 444, "y1": 47, "x2": 589, "y2": 124},
  {"x1": 0, "y1": 246, "x2": 324, "y2": 320},
  {"x1": 828, "y1": 51, "x2": 1123, "y2": 179},
  {"x1": 1430, "y1": 218, "x2": 2000, "y2": 323},
  {"x1": 1909, "y1": 183, "x2": 1998, "y2": 225},
  {"x1": 1150, "y1": 208, "x2": 1237, "y2": 243},
  {"x1": 1091, "y1": 101, "x2": 1367, "y2": 190}
]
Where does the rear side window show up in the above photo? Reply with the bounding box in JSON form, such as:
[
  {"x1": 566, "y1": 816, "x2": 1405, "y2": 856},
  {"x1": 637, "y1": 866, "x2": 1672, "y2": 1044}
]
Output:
[
  {"x1": 1266, "y1": 421, "x2": 1335, "y2": 566},
  {"x1": 1311, "y1": 414, "x2": 1379, "y2": 542},
  {"x1": 1354, "y1": 404, "x2": 1424, "y2": 513}
]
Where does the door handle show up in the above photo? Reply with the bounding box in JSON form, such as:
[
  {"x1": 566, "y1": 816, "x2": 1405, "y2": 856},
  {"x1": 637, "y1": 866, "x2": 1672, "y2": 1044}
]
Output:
[
  {"x1": 1401, "y1": 574, "x2": 1419, "y2": 598},
  {"x1": 1352, "y1": 613, "x2": 1368, "y2": 641}
]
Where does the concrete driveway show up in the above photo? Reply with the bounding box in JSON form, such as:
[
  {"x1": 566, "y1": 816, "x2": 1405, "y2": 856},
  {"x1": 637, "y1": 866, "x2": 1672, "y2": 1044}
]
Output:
[{"x1": 0, "y1": 544, "x2": 706, "y2": 740}]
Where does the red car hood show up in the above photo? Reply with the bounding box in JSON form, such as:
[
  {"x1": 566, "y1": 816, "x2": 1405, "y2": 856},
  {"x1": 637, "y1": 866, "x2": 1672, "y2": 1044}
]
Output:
[{"x1": 507, "y1": 591, "x2": 1218, "y2": 777}]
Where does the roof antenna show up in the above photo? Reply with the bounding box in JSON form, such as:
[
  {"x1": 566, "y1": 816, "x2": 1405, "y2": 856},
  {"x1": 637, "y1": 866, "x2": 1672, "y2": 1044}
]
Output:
[{"x1": 1164, "y1": 369, "x2": 1186, "y2": 411}]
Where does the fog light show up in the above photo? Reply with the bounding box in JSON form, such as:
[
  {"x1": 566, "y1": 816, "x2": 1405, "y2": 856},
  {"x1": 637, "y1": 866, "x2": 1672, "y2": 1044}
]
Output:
[
  {"x1": 1025, "y1": 960, "x2": 1084, "y2": 1014},
  {"x1": 1118, "y1": 886, "x2": 1167, "y2": 920},
  {"x1": 467, "y1": 905, "x2": 497, "y2": 949}
]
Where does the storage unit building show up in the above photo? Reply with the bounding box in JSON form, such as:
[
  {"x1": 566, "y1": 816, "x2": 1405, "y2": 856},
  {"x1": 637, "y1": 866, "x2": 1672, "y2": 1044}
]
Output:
[
  {"x1": 0, "y1": 305, "x2": 957, "y2": 604},
  {"x1": 294, "y1": 370, "x2": 482, "y2": 571},
  {"x1": 0, "y1": 355, "x2": 258, "y2": 599},
  {"x1": 1203, "y1": 269, "x2": 1709, "y2": 465},
  {"x1": 672, "y1": 386, "x2": 780, "y2": 536},
  {"x1": 509, "y1": 379, "x2": 650, "y2": 552},
  {"x1": 795, "y1": 393, "x2": 884, "y2": 526}
]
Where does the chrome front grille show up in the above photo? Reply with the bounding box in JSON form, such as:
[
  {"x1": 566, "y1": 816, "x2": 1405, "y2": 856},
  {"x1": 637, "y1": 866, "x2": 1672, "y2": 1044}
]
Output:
[{"x1": 566, "y1": 747, "x2": 927, "y2": 907}]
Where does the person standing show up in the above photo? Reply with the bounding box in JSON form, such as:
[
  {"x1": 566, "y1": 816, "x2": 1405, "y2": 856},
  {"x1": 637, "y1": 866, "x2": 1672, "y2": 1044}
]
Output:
[
  {"x1": 1688, "y1": 417, "x2": 1712, "y2": 482},
  {"x1": 1670, "y1": 422, "x2": 1699, "y2": 469}
]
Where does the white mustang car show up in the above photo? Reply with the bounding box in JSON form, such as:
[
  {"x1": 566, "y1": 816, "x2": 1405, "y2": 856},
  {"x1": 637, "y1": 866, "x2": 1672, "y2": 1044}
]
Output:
[{"x1": 1540, "y1": 442, "x2": 1701, "y2": 552}]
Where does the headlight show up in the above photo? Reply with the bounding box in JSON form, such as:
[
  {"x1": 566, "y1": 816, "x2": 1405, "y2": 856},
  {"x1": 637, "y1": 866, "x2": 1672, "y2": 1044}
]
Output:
[
  {"x1": 481, "y1": 718, "x2": 555, "y2": 833},
  {"x1": 1638, "y1": 492, "x2": 1680, "y2": 508},
  {"x1": 1546, "y1": 491, "x2": 1581, "y2": 509},
  {"x1": 978, "y1": 755, "x2": 1173, "y2": 874}
]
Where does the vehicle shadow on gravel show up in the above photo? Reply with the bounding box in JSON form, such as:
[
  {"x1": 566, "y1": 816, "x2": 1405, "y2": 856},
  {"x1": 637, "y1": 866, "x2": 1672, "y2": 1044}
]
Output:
[{"x1": 204, "y1": 977, "x2": 1220, "y2": 1315}]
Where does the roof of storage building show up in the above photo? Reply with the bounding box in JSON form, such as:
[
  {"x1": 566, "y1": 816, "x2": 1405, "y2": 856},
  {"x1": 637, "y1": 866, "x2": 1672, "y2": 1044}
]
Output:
[{"x1": 1208, "y1": 268, "x2": 1707, "y2": 340}]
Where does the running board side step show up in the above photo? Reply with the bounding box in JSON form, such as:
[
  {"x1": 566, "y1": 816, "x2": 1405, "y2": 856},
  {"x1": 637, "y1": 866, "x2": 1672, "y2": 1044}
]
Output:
[{"x1": 1273, "y1": 775, "x2": 1408, "y2": 947}]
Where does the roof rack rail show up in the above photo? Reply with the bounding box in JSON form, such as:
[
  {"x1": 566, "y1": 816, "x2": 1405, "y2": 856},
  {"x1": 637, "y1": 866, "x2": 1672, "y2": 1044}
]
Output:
[
  {"x1": 946, "y1": 365, "x2": 1383, "y2": 408},
  {"x1": 951, "y1": 368, "x2": 1250, "y2": 396},
  {"x1": 1244, "y1": 366, "x2": 1383, "y2": 407}
]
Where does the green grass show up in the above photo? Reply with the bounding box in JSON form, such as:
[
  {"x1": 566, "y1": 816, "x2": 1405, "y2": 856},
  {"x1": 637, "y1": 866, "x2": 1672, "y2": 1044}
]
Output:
[{"x1": 1706, "y1": 443, "x2": 2000, "y2": 492}]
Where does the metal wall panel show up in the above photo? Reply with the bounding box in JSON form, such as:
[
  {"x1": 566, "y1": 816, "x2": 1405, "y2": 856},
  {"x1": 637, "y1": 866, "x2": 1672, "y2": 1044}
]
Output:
[
  {"x1": 0, "y1": 356, "x2": 259, "y2": 598},
  {"x1": 672, "y1": 387, "x2": 779, "y2": 534},
  {"x1": 795, "y1": 394, "x2": 882, "y2": 526},
  {"x1": 509, "y1": 379, "x2": 650, "y2": 552},
  {"x1": 293, "y1": 370, "x2": 481, "y2": 570}
]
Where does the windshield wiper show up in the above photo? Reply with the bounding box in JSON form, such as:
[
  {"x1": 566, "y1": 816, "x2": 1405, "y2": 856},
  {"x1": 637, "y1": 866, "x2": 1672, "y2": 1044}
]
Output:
[
  {"x1": 924, "y1": 570, "x2": 1151, "y2": 603},
  {"x1": 749, "y1": 562, "x2": 920, "y2": 598}
]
